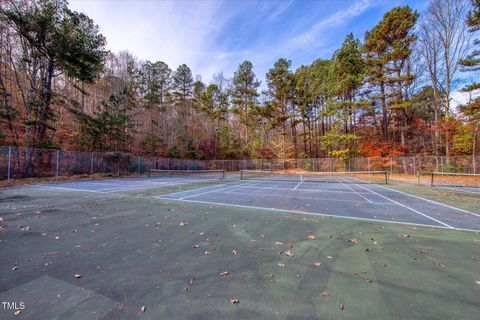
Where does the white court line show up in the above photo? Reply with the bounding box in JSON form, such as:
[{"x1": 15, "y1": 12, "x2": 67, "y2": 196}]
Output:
[
  {"x1": 374, "y1": 184, "x2": 480, "y2": 218},
  {"x1": 440, "y1": 186, "x2": 480, "y2": 195},
  {"x1": 36, "y1": 185, "x2": 107, "y2": 194},
  {"x1": 293, "y1": 180, "x2": 303, "y2": 191},
  {"x1": 199, "y1": 189, "x2": 396, "y2": 205},
  {"x1": 234, "y1": 185, "x2": 373, "y2": 195},
  {"x1": 162, "y1": 181, "x2": 244, "y2": 197},
  {"x1": 156, "y1": 196, "x2": 479, "y2": 233},
  {"x1": 353, "y1": 184, "x2": 454, "y2": 228},
  {"x1": 179, "y1": 181, "x2": 259, "y2": 200},
  {"x1": 339, "y1": 178, "x2": 372, "y2": 203}
]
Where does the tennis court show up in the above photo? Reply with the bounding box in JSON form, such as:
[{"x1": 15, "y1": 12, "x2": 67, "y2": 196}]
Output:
[
  {"x1": 37, "y1": 169, "x2": 227, "y2": 193},
  {"x1": 2, "y1": 169, "x2": 480, "y2": 319},
  {"x1": 159, "y1": 170, "x2": 480, "y2": 232}
]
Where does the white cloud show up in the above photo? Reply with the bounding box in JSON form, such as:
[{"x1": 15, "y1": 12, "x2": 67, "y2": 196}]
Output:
[
  {"x1": 69, "y1": 0, "x2": 233, "y2": 80},
  {"x1": 451, "y1": 89, "x2": 480, "y2": 110}
]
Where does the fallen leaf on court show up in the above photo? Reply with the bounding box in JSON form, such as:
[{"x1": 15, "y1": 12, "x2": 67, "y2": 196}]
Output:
[
  {"x1": 140, "y1": 306, "x2": 146, "y2": 312},
  {"x1": 261, "y1": 234, "x2": 265, "y2": 238},
  {"x1": 321, "y1": 291, "x2": 329, "y2": 297},
  {"x1": 365, "y1": 279, "x2": 373, "y2": 283},
  {"x1": 220, "y1": 271, "x2": 229, "y2": 277},
  {"x1": 230, "y1": 299, "x2": 239, "y2": 304},
  {"x1": 12, "y1": 266, "x2": 18, "y2": 271},
  {"x1": 278, "y1": 263, "x2": 285, "y2": 267},
  {"x1": 364, "y1": 247, "x2": 371, "y2": 252},
  {"x1": 288, "y1": 243, "x2": 294, "y2": 248},
  {"x1": 327, "y1": 256, "x2": 333, "y2": 259},
  {"x1": 347, "y1": 239, "x2": 358, "y2": 244},
  {"x1": 283, "y1": 250, "x2": 294, "y2": 257},
  {"x1": 232, "y1": 249, "x2": 237, "y2": 255},
  {"x1": 204, "y1": 251, "x2": 210, "y2": 255},
  {"x1": 307, "y1": 235, "x2": 316, "y2": 240},
  {"x1": 275, "y1": 241, "x2": 284, "y2": 245},
  {"x1": 179, "y1": 221, "x2": 188, "y2": 226},
  {"x1": 14, "y1": 310, "x2": 21, "y2": 316},
  {"x1": 314, "y1": 261, "x2": 321, "y2": 267},
  {"x1": 436, "y1": 262, "x2": 444, "y2": 268},
  {"x1": 199, "y1": 232, "x2": 205, "y2": 236},
  {"x1": 74, "y1": 274, "x2": 81, "y2": 279},
  {"x1": 402, "y1": 234, "x2": 410, "y2": 238},
  {"x1": 339, "y1": 303, "x2": 345, "y2": 310},
  {"x1": 193, "y1": 245, "x2": 199, "y2": 248},
  {"x1": 352, "y1": 272, "x2": 359, "y2": 276},
  {"x1": 188, "y1": 277, "x2": 195, "y2": 285},
  {"x1": 475, "y1": 280, "x2": 480, "y2": 285}
]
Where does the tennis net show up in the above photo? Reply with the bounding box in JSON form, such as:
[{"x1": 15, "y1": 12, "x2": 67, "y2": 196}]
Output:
[
  {"x1": 240, "y1": 170, "x2": 389, "y2": 184},
  {"x1": 148, "y1": 169, "x2": 225, "y2": 179},
  {"x1": 430, "y1": 172, "x2": 480, "y2": 188}
]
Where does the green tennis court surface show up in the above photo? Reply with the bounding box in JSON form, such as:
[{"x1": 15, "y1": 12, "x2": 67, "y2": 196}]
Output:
[{"x1": 1, "y1": 175, "x2": 479, "y2": 319}]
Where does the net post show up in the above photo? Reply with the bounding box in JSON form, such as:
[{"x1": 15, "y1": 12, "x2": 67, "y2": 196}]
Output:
[
  {"x1": 55, "y1": 150, "x2": 60, "y2": 180},
  {"x1": 416, "y1": 172, "x2": 420, "y2": 185},
  {"x1": 430, "y1": 172, "x2": 434, "y2": 186},
  {"x1": 240, "y1": 170, "x2": 243, "y2": 180},
  {"x1": 386, "y1": 171, "x2": 389, "y2": 184},
  {"x1": 90, "y1": 152, "x2": 94, "y2": 180},
  {"x1": 7, "y1": 146, "x2": 12, "y2": 183}
]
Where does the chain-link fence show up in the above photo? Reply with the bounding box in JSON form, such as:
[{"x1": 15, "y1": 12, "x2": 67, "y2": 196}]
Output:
[{"x1": 1, "y1": 146, "x2": 478, "y2": 181}]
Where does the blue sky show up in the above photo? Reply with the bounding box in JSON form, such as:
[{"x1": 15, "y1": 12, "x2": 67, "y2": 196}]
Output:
[{"x1": 69, "y1": 0, "x2": 428, "y2": 83}]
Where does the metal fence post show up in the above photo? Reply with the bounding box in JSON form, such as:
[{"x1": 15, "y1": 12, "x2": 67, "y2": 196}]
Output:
[
  {"x1": 413, "y1": 157, "x2": 416, "y2": 175},
  {"x1": 56, "y1": 150, "x2": 60, "y2": 179},
  {"x1": 137, "y1": 156, "x2": 141, "y2": 175},
  {"x1": 7, "y1": 146, "x2": 12, "y2": 182}
]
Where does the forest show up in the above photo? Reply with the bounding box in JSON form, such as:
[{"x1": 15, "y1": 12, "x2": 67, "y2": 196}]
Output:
[{"x1": 0, "y1": 0, "x2": 479, "y2": 162}]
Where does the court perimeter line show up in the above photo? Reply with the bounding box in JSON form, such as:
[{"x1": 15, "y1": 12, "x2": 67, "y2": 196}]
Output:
[
  {"x1": 441, "y1": 186, "x2": 480, "y2": 195},
  {"x1": 354, "y1": 184, "x2": 454, "y2": 228},
  {"x1": 156, "y1": 196, "x2": 479, "y2": 233},
  {"x1": 375, "y1": 184, "x2": 480, "y2": 218},
  {"x1": 36, "y1": 185, "x2": 108, "y2": 194}
]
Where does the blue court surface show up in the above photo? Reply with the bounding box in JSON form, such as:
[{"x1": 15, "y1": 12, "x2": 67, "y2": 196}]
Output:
[
  {"x1": 159, "y1": 179, "x2": 480, "y2": 232},
  {"x1": 35, "y1": 175, "x2": 480, "y2": 232},
  {"x1": 37, "y1": 176, "x2": 215, "y2": 193}
]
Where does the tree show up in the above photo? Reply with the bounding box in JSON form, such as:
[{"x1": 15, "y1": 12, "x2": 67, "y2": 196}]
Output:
[
  {"x1": 265, "y1": 58, "x2": 296, "y2": 156},
  {"x1": 332, "y1": 33, "x2": 364, "y2": 135},
  {"x1": 231, "y1": 60, "x2": 261, "y2": 145},
  {"x1": 0, "y1": 0, "x2": 107, "y2": 147},
  {"x1": 364, "y1": 6, "x2": 418, "y2": 142},
  {"x1": 422, "y1": 0, "x2": 470, "y2": 158},
  {"x1": 172, "y1": 64, "x2": 194, "y2": 135},
  {"x1": 138, "y1": 60, "x2": 170, "y2": 154}
]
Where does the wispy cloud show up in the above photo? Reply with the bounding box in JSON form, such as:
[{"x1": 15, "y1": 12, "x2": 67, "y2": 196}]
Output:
[
  {"x1": 266, "y1": 0, "x2": 295, "y2": 22},
  {"x1": 68, "y1": 0, "x2": 409, "y2": 84},
  {"x1": 282, "y1": 0, "x2": 377, "y2": 51}
]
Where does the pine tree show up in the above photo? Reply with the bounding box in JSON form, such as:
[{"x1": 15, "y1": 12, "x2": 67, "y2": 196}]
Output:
[{"x1": 231, "y1": 60, "x2": 260, "y2": 145}]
